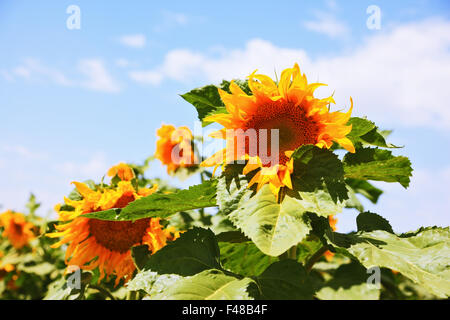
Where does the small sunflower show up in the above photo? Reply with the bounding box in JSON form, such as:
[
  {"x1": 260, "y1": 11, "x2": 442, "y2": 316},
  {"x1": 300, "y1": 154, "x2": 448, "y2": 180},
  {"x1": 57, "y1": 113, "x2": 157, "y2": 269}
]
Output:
[
  {"x1": 155, "y1": 124, "x2": 197, "y2": 174},
  {"x1": 201, "y1": 63, "x2": 355, "y2": 197},
  {"x1": 324, "y1": 215, "x2": 337, "y2": 261},
  {"x1": 0, "y1": 210, "x2": 35, "y2": 249},
  {"x1": 47, "y1": 163, "x2": 179, "y2": 285}
]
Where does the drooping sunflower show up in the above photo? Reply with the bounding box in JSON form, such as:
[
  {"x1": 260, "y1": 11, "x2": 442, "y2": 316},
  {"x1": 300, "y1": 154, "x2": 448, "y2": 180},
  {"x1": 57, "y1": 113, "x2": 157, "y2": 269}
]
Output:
[
  {"x1": 155, "y1": 124, "x2": 197, "y2": 174},
  {"x1": 201, "y1": 63, "x2": 355, "y2": 196},
  {"x1": 0, "y1": 210, "x2": 35, "y2": 249},
  {"x1": 47, "y1": 163, "x2": 179, "y2": 285}
]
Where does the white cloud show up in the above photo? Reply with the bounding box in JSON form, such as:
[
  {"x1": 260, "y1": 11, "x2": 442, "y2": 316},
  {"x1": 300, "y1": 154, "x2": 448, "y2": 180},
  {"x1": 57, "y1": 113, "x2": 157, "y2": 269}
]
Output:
[
  {"x1": 78, "y1": 59, "x2": 121, "y2": 93},
  {"x1": 118, "y1": 34, "x2": 146, "y2": 48},
  {"x1": 304, "y1": 12, "x2": 349, "y2": 38},
  {"x1": 115, "y1": 58, "x2": 131, "y2": 68},
  {"x1": 9, "y1": 58, "x2": 72, "y2": 86},
  {"x1": 129, "y1": 18, "x2": 450, "y2": 129}
]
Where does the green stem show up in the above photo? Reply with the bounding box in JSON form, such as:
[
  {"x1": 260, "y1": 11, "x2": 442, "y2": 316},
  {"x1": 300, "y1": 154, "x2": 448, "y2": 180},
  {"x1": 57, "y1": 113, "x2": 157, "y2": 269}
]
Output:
[
  {"x1": 126, "y1": 290, "x2": 137, "y2": 300},
  {"x1": 287, "y1": 246, "x2": 297, "y2": 260},
  {"x1": 89, "y1": 284, "x2": 115, "y2": 300},
  {"x1": 304, "y1": 245, "x2": 328, "y2": 272}
]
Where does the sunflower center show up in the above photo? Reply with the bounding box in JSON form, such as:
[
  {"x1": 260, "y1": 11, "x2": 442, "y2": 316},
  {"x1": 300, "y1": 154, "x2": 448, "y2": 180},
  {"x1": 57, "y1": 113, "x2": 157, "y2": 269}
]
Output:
[
  {"x1": 88, "y1": 218, "x2": 150, "y2": 254},
  {"x1": 12, "y1": 223, "x2": 23, "y2": 236},
  {"x1": 243, "y1": 101, "x2": 320, "y2": 165},
  {"x1": 87, "y1": 193, "x2": 150, "y2": 253}
]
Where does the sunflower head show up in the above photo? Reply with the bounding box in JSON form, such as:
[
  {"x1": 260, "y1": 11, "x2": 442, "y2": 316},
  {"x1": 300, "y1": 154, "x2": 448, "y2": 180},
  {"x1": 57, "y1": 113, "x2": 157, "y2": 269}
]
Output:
[
  {"x1": 201, "y1": 63, "x2": 355, "y2": 197},
  {"x1": 155, "y1": 124, "x2": 198, "y2": 174},
  {"x1": 0, "y1": 210, "x2": 35, "y2": 249},
  {"x1": 47, "y1": 163, "x2": 179, "y2": 285}
]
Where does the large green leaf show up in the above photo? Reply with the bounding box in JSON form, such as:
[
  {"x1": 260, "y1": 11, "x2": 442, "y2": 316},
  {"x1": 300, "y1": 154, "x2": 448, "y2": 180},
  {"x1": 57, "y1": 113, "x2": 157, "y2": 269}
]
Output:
[
  {"x1": 229, "y1": 185, "x2": 342, "y2": 256},
  {"x1": 83, "y1": 180, "x2": 218, "y2": 221},
  {"x1": 140, "y1": 227, "x2": 222, "y2": 276},
  {"x1": 343, "y1": 148, "x2": 413, "y2": 188},
  {"x1": 150, "y1": 269, "x2": 254, "y2": 300},
  {"x1": 316, "y1": 261, "x2": 380, "y2": 300},
  {"x1": 255, "y1": 260, "x2": 316, "y2": 300},
  {"x1": 219, "y1": 241, "x2": 278, "y2": 277},
  {"x1": 327, "y1": 227, "x2": 450, "y2": 298}
]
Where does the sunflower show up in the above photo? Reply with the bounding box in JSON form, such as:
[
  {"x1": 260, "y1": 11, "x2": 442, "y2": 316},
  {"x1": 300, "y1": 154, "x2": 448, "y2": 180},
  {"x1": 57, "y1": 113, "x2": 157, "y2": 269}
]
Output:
[
  {"x1": 201, "y1": 63, "x2": 355, "y2": 197},
  {"x1": 155, "y1": 124, "x2": 197, "y2": 174},
  {"x1": 324, "y1": 215, "x2": 337, "y2": 261},
  {"x1": 0, "y1": 210, "x2": 35, "y2": 249},
  {"x1": 47, "y1": 163, "x2": 180, "y2": 285}
]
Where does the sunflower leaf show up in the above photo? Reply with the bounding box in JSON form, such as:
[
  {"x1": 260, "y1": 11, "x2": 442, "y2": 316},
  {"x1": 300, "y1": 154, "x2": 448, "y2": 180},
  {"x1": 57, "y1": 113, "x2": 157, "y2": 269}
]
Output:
[
  {"x1": 219, "y1": 241, "x2": 278, "y2": 277},
  {"x1": 343, "y1": 148, "x2": 413, "y2": 188},
  {"x1": 228, "y1": 184, "x2": 342, "y2": 257},
  {"x1": 254, "y1": 260, "x2": 316, "y2": 300},
  {"x1": 291, "y1": 145, "x2": 348, "y2": 203},
  {"x1": 356, "y1": 211, "x2": 394, "y2": 233},
  {"x1": 150, "y1": 269, "x2": 254, "y2": 300},
  {"x1": 83, "y1": 180, "x2": 218, "y2": 221},
  {"x1": 316, "y1": 261, "x2": 380, "y2": 300},
  {"x1": 326, "y1": 227, "x2": 450, "y2": 298},
  {"x1": 141, "y1": 227, "x2": 222, "y2": 276},
  {"x1": 180, "y1": 85, "x2": 224, "y2": 122},
  {"x1": 345, "y1": 178, "x2": 383, "y2": 204},
  {"x1": 346, "y1": 117, "x2": 400, "y2": 148}
]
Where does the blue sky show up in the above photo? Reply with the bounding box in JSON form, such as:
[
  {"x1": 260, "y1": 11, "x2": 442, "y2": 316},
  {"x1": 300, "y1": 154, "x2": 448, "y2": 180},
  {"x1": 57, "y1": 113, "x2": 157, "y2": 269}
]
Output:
[{"x1": 0, "y1": 0, "x2": 449, "y2": 232}]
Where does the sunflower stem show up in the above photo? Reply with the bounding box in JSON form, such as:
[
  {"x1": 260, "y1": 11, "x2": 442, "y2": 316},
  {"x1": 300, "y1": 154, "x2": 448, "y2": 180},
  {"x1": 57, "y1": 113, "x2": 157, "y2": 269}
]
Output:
[
  {"x1": 287, "y1": 245, "x2": 297, "y2": 260},
  {"x1": 127, "y1": 290, "x2": 137, "y2": 300},
  {"x1": 304, "y1": 245, "x2": 328, "y2": 272}
]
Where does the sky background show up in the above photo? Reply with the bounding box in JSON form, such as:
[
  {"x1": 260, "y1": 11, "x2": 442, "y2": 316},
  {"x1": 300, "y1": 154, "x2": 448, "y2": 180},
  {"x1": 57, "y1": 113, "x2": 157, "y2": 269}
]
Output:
[{"x1": 0, "y1": 0, "x2": 449, "y2": 233}]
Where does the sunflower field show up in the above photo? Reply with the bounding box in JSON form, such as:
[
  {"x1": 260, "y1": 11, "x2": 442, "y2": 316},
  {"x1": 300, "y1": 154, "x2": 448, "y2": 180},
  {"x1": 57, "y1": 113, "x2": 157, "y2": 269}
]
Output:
[{"x1": 1, "y1": 64, "x2": 449, "y2": 301}]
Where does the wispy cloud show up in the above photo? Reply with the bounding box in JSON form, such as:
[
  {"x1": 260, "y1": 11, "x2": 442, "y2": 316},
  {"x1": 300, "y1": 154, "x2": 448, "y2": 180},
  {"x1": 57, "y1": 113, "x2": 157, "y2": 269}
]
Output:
[
  {"x1": 3, "y1": 58, "x2": 121, "y2": 93},
  {"x1": 78, "y1": 59, "x2": 121, "y2": 93},
  {"x1": 8, "y1": 58, "x2": 73, "y2": 86},
  {"x1": 3, "y1": 144, "x2": 48, "y2": 160},
  {"x1": 303, "y1": 12, "x2": 349, "y2": 38},
  {"x1": 118, "y1": 34, "x2": 146, "y2": 48}
]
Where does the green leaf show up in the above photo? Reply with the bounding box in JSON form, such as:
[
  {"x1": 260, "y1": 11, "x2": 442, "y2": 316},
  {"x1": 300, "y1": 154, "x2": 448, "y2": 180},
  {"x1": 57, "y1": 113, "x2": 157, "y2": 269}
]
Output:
[
  {"x1": 356, "y1": 211, "x2": 394, "y2": 233},
  {"x1": 228, "y1": 185, "x2": 342, "y2": 256},
  {"x1": 219, "y1": 241, "x2": 277, "y2": 277},
  {"x1": 141, "y1": 227, "x2": 221, "y2": 276},
  {"x1": 346, "y1": 117, "x2": 400, "y2": 148},
  {"x1": 180, "y1": 85, "x2": 224, "y2": 122},
  {"x1": 345, "y1": 178, "x2": 383, "y2": 204},
  {"x1": 327, "y1": 227, "x2": 450, "y2": 298},
  {"x1": 291, "y1": 145, "x2": 348, "y2": 203},
  {"x1": 126, "y1": 270, "x2": 182, "y2": 296},
  {"x1": 255, "y1": 260, "x2": 316, "y2": 299},
  {"x1": 343, "y1": 148, "x2": 413, "y2": 188},
  {"x1": 150, "y1": 269, "x2": 254, "y2": 300},
  {"x1": 316, "y1": 261, "x2": 380, "y2": 300},
  {"x1": 84, "y1": 180, "x2": 218, "y2": 221}
]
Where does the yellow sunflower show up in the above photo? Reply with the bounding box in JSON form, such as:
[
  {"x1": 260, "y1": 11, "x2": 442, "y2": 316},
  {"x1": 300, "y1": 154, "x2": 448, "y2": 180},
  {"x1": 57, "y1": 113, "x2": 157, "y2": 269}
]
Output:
[
  {"x1": 201, "y1": 63, "x2": 355, "y2": 196},
  {"x1": 47, "y1": 163, "x2": 180, "y2": 285},
  {"x1": 0, "y1": 210, "x2": 35, "y2": 249},
  {"x1": 155, "y1": 124, "x2": 197, "y2": 174},
  {"x1": 324, "y1": 215, "x2": 337, "y2": 261}
]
